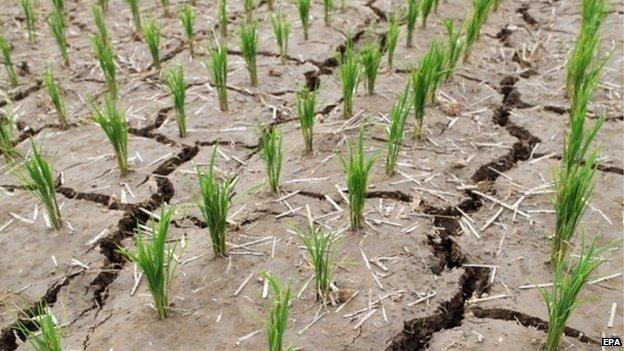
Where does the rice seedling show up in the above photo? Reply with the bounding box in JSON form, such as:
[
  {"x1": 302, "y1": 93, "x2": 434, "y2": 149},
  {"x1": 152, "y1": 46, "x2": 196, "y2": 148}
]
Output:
[
  {"x1": 385, "y1": 14, "x2": 399, "y2": 70},
  {"x1": 385, "y1": 81, "x2": 411, "y2": 175},
  {"x1": 126, "y1": 0, "x2": 142, "y2": 34},
  {"x1": 20, "y1": 139, "x2": 63, "y2": 230},
  {"x1": 337, "y1": 47, "x2": 360, "y2": 118},
  {"x1": 323, "y1": 0, "x2": 332, "y2": 26},
  {"x1": 410, "y1": 41, "x2": 444, "y2": 138},
  {"x1": 359, "y1": 39, "x2": 382, "y2": 95},
  {"x1": 91, "y1": 34, "x2": 117, "y2": 97},
  {"x1": 179, "y1": 4, "x2": 196, "y2": 57},
  {"x1": 295, "y1": 220, "x2": 335, "y2": 301},
  {"x1": 443, "y1": 19, "x2": 465, "y2": 81},
  {"x1": 91, "y1": 94, "x2": 128, "y2": 176},
  {"x1": 119, "y1": 206, "x2": 177, "y2": 319},
  {"x1": 15, "y1": 304, "x2": 62, "y2": 351},
  {"x1": 218, "y1": 0, "x2": 228, "y2": 38},
  {"x1": 297, "y1": 0, "x2": 311, "y2": 40},
  {"x1": 270, "y1": 11, "x2": 291, "y2": 65},
  {"x1": 239, "y1": 23, "x2": 259, "y2": 86},
  {"x1": 92, "y1": 5, "x2": 109, "y2": 44},
  {"x1": 0, "y1": 105, "x2": 18, "y2": 161},
  {"x1": 463, "y1": 0, "x2": 495, "y2": 61},
  {"x1": 406, "y1": 0, "x2": 418, "y2": 48},
  {"x1": 263, "y1": 272, "x2": 292, "y2": 351},
  {"x1": 420, "y1": 0, "x2": 435, "y2": 28},
  {"x1": 296, "y1": 87, "x2": 316, "y2": 153},
  {"x1": 539, "y1": 237, "x2": 610, "y2": 351},
  {"x1": 565, "y1": 0, "x2": 607, "y2": 103},
  {"x1": 260, "y1": 125, "x2": 283, "y2": 195},
  {"x1": 142, "y1": 18, "x2": 161, "y2": 70},
  {"x1": 244, "y1": 0, "x2": 254, "y2": 23},
  {"x1": 338, "y1": 129, "x2": 376, "y2": 231},
  {"x1": 160, "y1": 0, "x2": 171, "y2": 17},
  {"x1": 207, "y1": 43, "x2": 228, "y2": 111},
  {"x1": 51, "y1": 0, "x2": 65, "y2": 25},
  {"x1": 21, "y1": 0, "x2": 37, "y2": 45},
  {"x1": 196, "y1": 146, "x2": 234, "y2": 257},
  {"x1": 47, "y1": 9, "x2": 69, "y2": 67},
  {"x1": 98, "y1": 0, "x2": 109, "y2": 12},
  {"x1": 0, "y1": 36, "x2": 18, "y2": 87},
  {"x1": 162, "y1": 63, "x2": 187, "y2": 137},
  {"x1": 43, "y1": 66, "x2": 67, "y2": 128}
]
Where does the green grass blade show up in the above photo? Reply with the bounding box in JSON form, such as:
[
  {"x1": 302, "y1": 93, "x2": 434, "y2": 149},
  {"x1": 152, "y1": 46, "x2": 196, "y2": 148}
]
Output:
[
  {"x1": 47, "y1": 9, "x2": 69, "y2": 67},
  {"x1": 271, "y1": 11, "x2": 291, "y2": 65},
  {"x1": 180, "y1": 4, "x2": 196, "y2": 57},
  {"x1": 163, "y1": 63, "x2": 187, "y2": 137},
  {"x1": 43, "y1": 66, "x2": 67, "y2": 128},
  {"x1": 142, "y1": 18, "x2": 161, "y2": 70},
  {"x1": 385, "y1": 81, "x2": 411, "y2": 175},
  {"x1": 91, "y1": 94, "x2": 129, "y2": 175},
  {"x1": 260, "y1": 125, "x2": 283, "y2": 195},
  {"x1": 208, "y1": 42, "x2": 228, "y2": 111},
  {"x1": 296, "y1": 86, "x2": 317, "y2": 153},
  {"x1": 263, "y1": 272, "x2": 292, "y2": 351},
  {"x1": 360, "y1": 39, "x2": 383, "y2": 95},
  {"x1": 385, "y1": 14, "x2": 399, "y2": 70},
  {"x1": 0, "y1": 36, "x2": 18, "y2": 87},
  {"x1": 338, "y1": 47, "x2": 360, "y2": 118},
  {"x1": 239, "y1": 22, "x2": 259, "y2": 86},
  {"x1": 297, "y1": 0, "x2": 311, "y2": 40}
]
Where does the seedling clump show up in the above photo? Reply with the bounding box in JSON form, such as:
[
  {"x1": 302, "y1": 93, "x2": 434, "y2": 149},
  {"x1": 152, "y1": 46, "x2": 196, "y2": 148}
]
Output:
[
  {"x1": 323, "y1": 0, "x2": 333, "y2": 26},
  {"x1": 260, "y1": 125, "x2": 284, "y2": 196},
  {"x1": 43, "y1": 66, "x2": 68, "y2": 128},
  {"x1": 295, "y1": 219, "x2": 335, "y2": 301},
  {"x1": 420, "y1": 0, "x2": 435, "y2": 28},
  {"x1": 444, "y1": 19, "x2": 465, "y2": 81},
  {"x1": 20, "y1": 139, "x2": 63, "y2": 230},
  {"x1": 239, "y1": 23, "x2": 259, "y2": 86},
  {"x1": 119, "y1": 206, "x2": 178, "y2": 319},
  {"x1": 0, "y1": 105, "x2": 18, "y2": 161},
  {"x1": 15, "y1": 304, "x2": 62, "y2": 351},
  {"x1": 126, "y1": 0, "x2": 142, "y2": 34},
  {"x1": 297, "y1": 0, "x2": 311, "y2": 40},
  {"x1": 142, "y1": 18, "x2": 161, "y2": 70},
  {"x1": 360, "y1": 39, "x2": 383, "y2": 95},
  {"x1": 463, "y1": 0, "x2": 494, "y2": 61},
  {"x1": 218, "y1": 0, "x2": 228, "y2": 38},
  {"x1": 339, "y1": 129, "x2": 376, "y2": 231},
  {"x1": 296, "y1": 87, "x2": 317, "y2": 153},
  {"x1": 338, "y1": 47, "x2": 360, "y2": 118},
  {"x1": 0, "y1": 36, "x2": 18, "y2": 87},
  {"x1": 406, "y1": 0, "x2": 418, "y2": 48},
  {"x1": 91, "y1": 94, "x2": 129, "y2": 175},
  {"x1": 385, "y1": 14, "x2": 399, "y2": 70},
  {"x1": 21, "y1": 0, "x2": 37, "y2": 45},
  {"x1": 385, "y1": 82, "x2": 411, "y2": 175},
  {"x1": 48, "y1": 9, "x2": 69, "y2": 67},
  {"x1": 162, "y1": 63, "x2": 187, "y2": 137},
  {"x1": 180, "y1": 4, "x2": 196, "y2": 57},
  {"x1": 208, "y1": 43, "x2": 228, "y2": 111},
  {"x1": 263, "y1": 272, "x2": 293, "y2": 351},
  {"x1": 271, "y1": 11, "x2": 291, "y2": 65},
  {"x1": 197, "y1": 146, "x2": 234, "y2": 257}
]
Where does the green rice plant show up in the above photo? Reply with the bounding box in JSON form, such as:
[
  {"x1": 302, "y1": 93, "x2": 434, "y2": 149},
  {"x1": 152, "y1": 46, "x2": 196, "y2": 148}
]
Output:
[
  {"x1": 338, "y1": 47, "x2": 360, "y2": 118},
  {"x1": 208, "y1": 43, "x2": 228, "y2": 111},
  {"x1": 420, "y1": 0, "x2": 435, "y2": 28},
  {"x1": 0, "y1": 105, "x2": 18, "y2": 161},
  {"x1": 385, "y1": 81, "x2": 411, "y2": 175},
  {"x1": 539, "y1": 237, "x2": 609, "y2": 351},
  {"x1": 552, "y1": 149, "x2": 599, "y2": 265},
  {"x1": 179, "y1": 4, "x2": 196, "y2": 57},
  {"x1": 444, "y1": 19, "x2": 465, "y2": 81},
  {"x1": 385, "y1": 14, "x2": 399, "y2": 70},
  {"x1": 239, "y1": 23, "x2": 259, "y2": 86},
  {"x1": 119, "y1": 206, "x2": 177, "y2": 319},
  {"x1": 463, "y1": 0, "x2": 495, "y2": 61},
  {"x1": 426, "y1": 40, "x2": 448, "y2": 101},
  {"x1": 20, "y1": 139, "x2": 63, "y2": 230},
  {"x1": 196, "y1": 146, "x2": 234, "y2": 257},
  {"x1": 0, "y1": 36, "x2": 18, "y2": 87},
  {"x1": 142, "y1": 18, "x2": 161, "y2": 70},
  {"x1": 126, "y1": 0, "x2": 142, "y2": 34},
  {"x1": 565, "y1": 0, "x2": 607, "y2": 103},
  {"x1": 297, "y1": 0, "x2": 311, "y2": 40},
  {"x1": 218, "y1": 0, "x2": 228, "y2": 38},
  {"x1": 91, "y1": 34, "x2": 117, "y2": 97},
  {"x1": 244, "y1": 0, "x2": 254, "y2": 23},
  {"x1": 160, "y1": 0, "x2": 171, "y2": 16},
  {"x1": 98, "y1": 0, "x2": 109, "y2": 12},
  {"x1": 21, "y1": 0, "x2": 37, "y2": 45},
  {"x1": 260, "y1": 125, "x2": 283, "y2": 195},
  {"x1": 15, "y1": 304, "x2": 62, "y2": 351},
  {"x1": 263, "y1": 272, "x2": 292, "y2": 351},
  {"x1": 323, "y1": 0, "x2": 332, "y2": 26},
  {"x1": 47, "y1": 9, "x2": 69, "y2": 67},
  {"x1": 162, "y1": 63, "x2": 187, "y2": 137},
  {"x1": 405, "y1": 0, "x2": 418, "y2": 48},
  {"x1": 295, "y1": 220, "x2": 335, "y2": 301},
  {"x1": 296, "y1": 87, "x2": 316, "y2": 153},
  {"x1": 271, "y1": 11, "x2": 291, "y2": 65},
  {"x1": 359, "y1": 39, "x2": 383, "y2": 95},
  {"x1": 410, "y1": 41, "x2": 444, "y2": 138},
  {"x1": 51, "y1": 0, "x2": 64, "y2": 14},
  {"x1": 338, "y1": 129, "x2": 375, "y2": 231},
  {"x1": 43, "y1": 66, "x2": 67, "y2": 128},
  {"x1": 91, "y1": 94, "x2": 128, "y2": 175},
  {"x1": 92, "y1": 5, "x2": 109, "y2": 44}
]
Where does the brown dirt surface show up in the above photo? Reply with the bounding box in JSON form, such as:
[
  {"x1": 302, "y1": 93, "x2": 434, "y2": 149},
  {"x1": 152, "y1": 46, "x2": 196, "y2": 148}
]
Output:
[{"x1": 0, "y1": 0, "x2": 622, "y2": 350}]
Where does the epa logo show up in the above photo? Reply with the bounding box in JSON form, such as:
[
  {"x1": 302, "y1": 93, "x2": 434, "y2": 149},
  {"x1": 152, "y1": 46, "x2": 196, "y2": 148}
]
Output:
[{"x1": 601, "y1": 337, "x2": 622, "y2": 347}]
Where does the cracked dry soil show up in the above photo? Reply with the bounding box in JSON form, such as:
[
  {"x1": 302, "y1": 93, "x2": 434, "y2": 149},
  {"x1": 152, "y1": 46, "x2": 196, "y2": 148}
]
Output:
[{"x1": 0, "y1": 0, "x2": 622, "y2": 350}]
